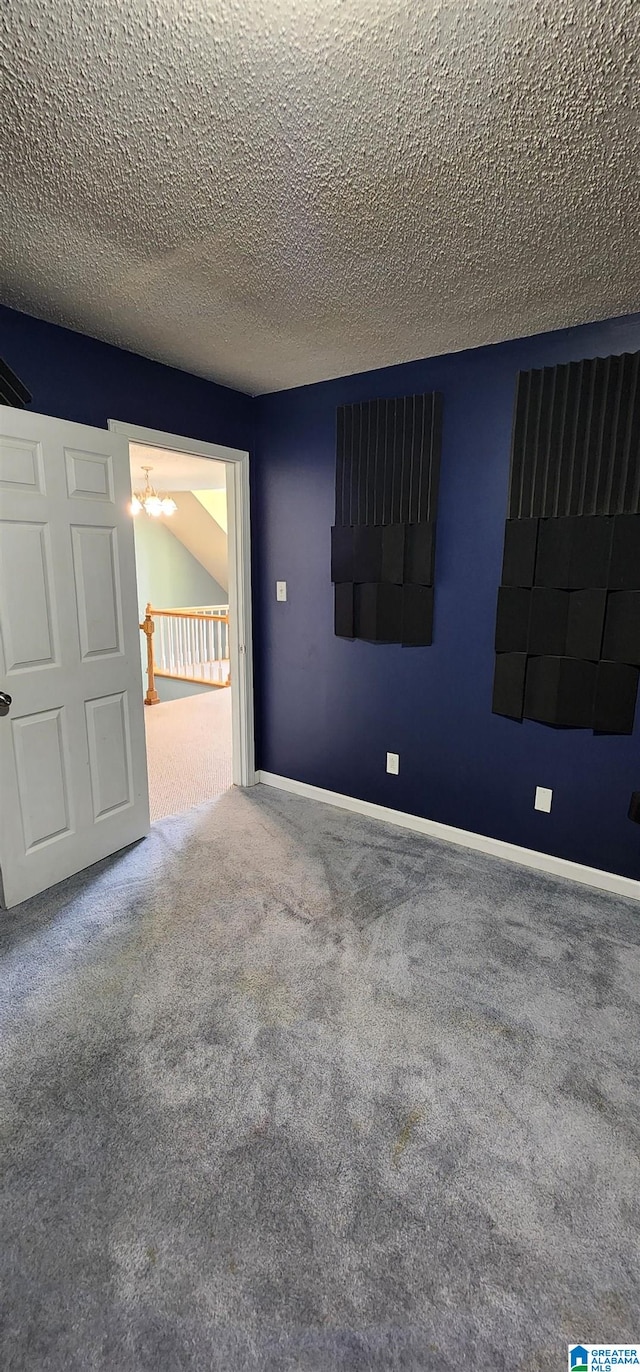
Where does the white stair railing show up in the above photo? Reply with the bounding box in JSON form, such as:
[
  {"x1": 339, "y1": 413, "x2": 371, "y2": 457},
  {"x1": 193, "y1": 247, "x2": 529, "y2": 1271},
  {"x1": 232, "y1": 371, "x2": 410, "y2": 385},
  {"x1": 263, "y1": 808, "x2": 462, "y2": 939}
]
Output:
[{"x1": 139, "y1": 604, "x2": 230, "y2": 701}]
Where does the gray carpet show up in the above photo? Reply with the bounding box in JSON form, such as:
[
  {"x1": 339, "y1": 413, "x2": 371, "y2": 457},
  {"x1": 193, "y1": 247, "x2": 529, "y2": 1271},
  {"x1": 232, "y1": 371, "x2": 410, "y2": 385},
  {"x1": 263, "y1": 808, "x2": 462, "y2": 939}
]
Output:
[{"x1": 1, "y1": 785, "x2": 639, "y2": 1371}]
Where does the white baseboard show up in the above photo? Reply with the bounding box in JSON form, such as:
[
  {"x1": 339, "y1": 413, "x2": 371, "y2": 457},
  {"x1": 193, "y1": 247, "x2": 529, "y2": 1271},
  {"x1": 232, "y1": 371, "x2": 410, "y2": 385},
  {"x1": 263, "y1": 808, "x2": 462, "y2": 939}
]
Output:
[{"x1": 257, "y1": 771, "x2": 640, "y2": 903}]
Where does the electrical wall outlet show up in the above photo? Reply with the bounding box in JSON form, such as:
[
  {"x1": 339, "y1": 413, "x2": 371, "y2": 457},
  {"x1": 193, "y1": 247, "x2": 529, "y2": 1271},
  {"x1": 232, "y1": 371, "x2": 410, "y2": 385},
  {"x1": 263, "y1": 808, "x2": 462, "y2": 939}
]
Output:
[
  {"x1": 386, "y1": 752, "x2": 400, "y2": 775},
  {"x1": 534, "y1": 786, "x2": 553, "y2": 813},
  {"x1": 276, "y1": 581, "x2": 287, "y2": 602}
]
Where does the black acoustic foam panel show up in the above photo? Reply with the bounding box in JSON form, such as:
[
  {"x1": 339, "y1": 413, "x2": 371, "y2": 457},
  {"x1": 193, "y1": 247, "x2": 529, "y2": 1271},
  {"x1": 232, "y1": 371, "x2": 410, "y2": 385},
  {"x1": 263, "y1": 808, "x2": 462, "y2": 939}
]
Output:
[
  {"x1": 381, "y1": 524, "x2": 405, "y2": 583},
  {"x1": 0, "y1": 357, "x2": 31, "y2": 409},
  {"x1": 501, "y1": 518, "x2": 539, "y2": 586},
  {"x1": 332, "y1": 392, "x2": 442, "y2": 645},
  {"x1": 509, "y1": 353, "x2": 640, "y2": 520},
  {"x1": 602, "y1": 592, "x2": 640, "y2": 666},
  {"x1": 495, "y1": 587, "x2": 531, "y2": 654},
  {"x1": 402, "y1": 586, "x2": 434, "y2": 647},
  {"x1": 528, "y1": 589, "x2": 569, "y2": 656},
  {"x1": 534, "y1": 515, "x2": 616, "y2": 589},
  {"x1": 334, "y1": 583, "x2": 354, "y2": 638},
  {"x1": 354, "y1": 583, "x2": 404, "y2": 643},
  {"x1": 568, "y1": 516, "x2": 614, "y2": 588},
  {"x1": 405, "y1": 522, "x2": 436, "y2": 585},
  {"x1": 566, "y1": 589, "x2": 607, "y2": 661},
  {"x1": 593, "y1": 662, "x2": 639, "y2": 734},
  {"x1": 493, "y1": 349, "x2": 640, "y2": 733},
  {"x1": 353, "y1": 526, "x2": 382, "y2": 582},
  {"x1": 534, "y1": 517, "x2": 573, "y2": 588},
  {"x1": 330, "y1": 526, "x2": 354, "y2": 583},
  {"x1": 524, "y1": 657, "x2": 596, "y2": 729},
  {"x1": 492, "y1": 653, "x2": 527, "y2": 720},
  {"x1": 609, "y1": 514, "x2": 640, "y2": 589}
]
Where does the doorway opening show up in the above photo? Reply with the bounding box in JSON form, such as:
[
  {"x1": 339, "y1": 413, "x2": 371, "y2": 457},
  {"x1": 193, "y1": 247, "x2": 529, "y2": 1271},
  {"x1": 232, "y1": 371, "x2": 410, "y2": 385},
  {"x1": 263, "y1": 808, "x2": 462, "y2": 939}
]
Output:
[{"x1": 109, "y1": 419, "x2": 255, "y2": 823}]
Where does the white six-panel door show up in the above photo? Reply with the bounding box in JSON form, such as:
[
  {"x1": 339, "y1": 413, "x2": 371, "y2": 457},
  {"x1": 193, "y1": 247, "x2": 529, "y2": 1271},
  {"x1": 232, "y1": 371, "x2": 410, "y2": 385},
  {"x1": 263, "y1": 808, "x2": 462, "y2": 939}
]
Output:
[{"x1": 0, "y1": 407, "x2": 150, "y2": 908}]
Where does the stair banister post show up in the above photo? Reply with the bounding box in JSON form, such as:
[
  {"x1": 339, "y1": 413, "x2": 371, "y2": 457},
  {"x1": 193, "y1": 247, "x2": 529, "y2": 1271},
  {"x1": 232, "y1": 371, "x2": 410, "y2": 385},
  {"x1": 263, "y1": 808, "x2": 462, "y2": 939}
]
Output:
[{"x1": 140, "y1": 603, "x2": 160, "y2": 705}]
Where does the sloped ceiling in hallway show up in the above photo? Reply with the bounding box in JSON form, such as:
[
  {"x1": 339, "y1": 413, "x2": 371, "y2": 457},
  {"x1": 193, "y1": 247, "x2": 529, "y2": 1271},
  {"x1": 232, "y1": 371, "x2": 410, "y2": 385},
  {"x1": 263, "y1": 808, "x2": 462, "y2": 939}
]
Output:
[
  {"x1": 1, "y1": 0, "x2": 638, "y2": 395},
  {"x1": 166, "y1": 493, "x2": 229, "y2": 593}
]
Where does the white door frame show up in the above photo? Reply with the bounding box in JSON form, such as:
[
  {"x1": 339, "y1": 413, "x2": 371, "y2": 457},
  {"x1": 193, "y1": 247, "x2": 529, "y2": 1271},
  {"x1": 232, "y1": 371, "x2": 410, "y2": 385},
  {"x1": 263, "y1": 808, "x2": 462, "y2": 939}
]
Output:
[{"x1": 108, "y1": 419, "x2": 256, "y2": 789}]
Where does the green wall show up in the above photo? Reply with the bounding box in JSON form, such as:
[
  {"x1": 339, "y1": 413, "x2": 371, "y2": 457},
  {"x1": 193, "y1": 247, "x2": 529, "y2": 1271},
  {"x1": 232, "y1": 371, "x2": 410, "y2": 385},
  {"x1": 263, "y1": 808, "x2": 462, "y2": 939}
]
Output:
[
  {"x1": 134, "y1": 515, "x2": 226, "y2": 615},
  {"x1": 134, "y1": 516, "x2": 226, "y2": 701}
]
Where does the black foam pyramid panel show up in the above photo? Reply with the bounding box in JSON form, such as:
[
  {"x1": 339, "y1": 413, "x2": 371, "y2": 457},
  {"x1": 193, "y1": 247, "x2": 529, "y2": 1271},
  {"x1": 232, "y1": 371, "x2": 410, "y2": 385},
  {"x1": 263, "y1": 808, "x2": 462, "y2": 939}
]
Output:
[
  {"x1": 493, "y1": 349, "x2": 640, "y2": 733},
  {"x1": 0, "y1": 357, "x2": 31, "y2": 409},
  {"x1": 332, "y1": 391, "x2": 442, "y2": 644}
]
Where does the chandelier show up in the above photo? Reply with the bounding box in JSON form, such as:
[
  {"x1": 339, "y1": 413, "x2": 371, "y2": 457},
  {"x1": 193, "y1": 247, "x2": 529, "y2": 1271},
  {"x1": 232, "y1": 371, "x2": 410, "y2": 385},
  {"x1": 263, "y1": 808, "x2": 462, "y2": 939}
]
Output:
[{"x1": 130, "y1": 467, "x2": 177, "y2": 517}]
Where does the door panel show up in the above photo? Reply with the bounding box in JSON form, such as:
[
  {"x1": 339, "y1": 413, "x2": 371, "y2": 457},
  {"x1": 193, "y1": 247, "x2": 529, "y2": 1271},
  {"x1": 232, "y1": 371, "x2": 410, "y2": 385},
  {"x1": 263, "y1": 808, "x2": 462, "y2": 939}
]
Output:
[
  {"x1": 85, "y1": 692, "x2": 133, "y2": 820},
  {"x1": 1, "y1": 521, "x2": 58, "y2": 670},
  {"x1": 0, "y1": 436, "x2": 45, "y2": 492},
  {"x1": 0, "y1": 407, "x2": 149, "y2": 907},
  {"x1": 65, "y1": 448, "x2": 114, "y2": 501},
  {"x1": 12, "y1": 707, "x2": 72, "y2": 850},
  {"x1": 71, "y1": 525, "x2": 122, "y2": 659}
]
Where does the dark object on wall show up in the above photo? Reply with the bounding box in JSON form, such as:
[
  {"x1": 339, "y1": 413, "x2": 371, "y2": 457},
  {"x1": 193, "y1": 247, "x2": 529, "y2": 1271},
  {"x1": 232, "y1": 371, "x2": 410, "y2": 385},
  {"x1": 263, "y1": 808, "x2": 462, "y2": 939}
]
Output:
[
  {"x1": 493, "y1": 350, "x2": 640, "y2": 733},
  {"x1": 602, "y1": 592, "x2": 640, "y2": 666},
  {"x1": 509, "y1": 352, "x2": 640, "y2": 520},
  {"x1": 528, "y1": 588, "x2": 570, "y2": 656},
  {"x1": 566, "y1": 589, "x2": 607, "y2": 660},
  {"x1": 495, "y1": 587, "x2": 531, "y2": 654},
  {"x1": 593, "y1": 662, "x2": 639, "y2": 734},
  {"x1": 502, "y1": 518, "x2": 539, "y2": 586},
  {"x1": 492, "y1": 653, "x2": 527, "y2": 720},
  {"x1": 0, "y1": 357, "x2": 31, "y2": 408},
  {"x1": 609, "y1": 514, "x2": 640, "y2": 590},
  {"x1": 332, "y1": 392, "x2": 442, "y2": 644},
  {"x1": 628, "y1": 792, "x2": 640, "y2": 824},
  {"x1": 402, "y1": 585, "x2": 434, "y2": 646},
  {"x1": 524, "y1": 656, "x2": 596, "y2": 729},
  {"x1": 334, "y1": 582, "x2": 354, "y2": 638}
]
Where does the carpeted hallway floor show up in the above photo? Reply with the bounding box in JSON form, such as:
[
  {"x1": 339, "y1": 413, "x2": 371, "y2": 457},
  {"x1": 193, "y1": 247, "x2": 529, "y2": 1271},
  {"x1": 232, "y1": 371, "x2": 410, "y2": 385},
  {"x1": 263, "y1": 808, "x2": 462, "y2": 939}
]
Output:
[
  {"x1": 144, "y1": 688, "x2": 232, "y2": 822},
  {"x1": 1, "y1": 785, "x2": 639, "y2": 1371}
]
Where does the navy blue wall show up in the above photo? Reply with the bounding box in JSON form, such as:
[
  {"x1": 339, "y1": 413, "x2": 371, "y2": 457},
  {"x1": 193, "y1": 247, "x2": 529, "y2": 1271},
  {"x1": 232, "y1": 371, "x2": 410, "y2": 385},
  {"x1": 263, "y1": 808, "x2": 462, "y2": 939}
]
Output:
[
  {"x1": 3, "y1": 302, "x2": 639, "y2": 877},
  {"x1": 0, "y1": 304, "x2": 253, "y2": 452},
  {"x1": 253, "y1": 313, "x2": 640, "y2": 880}
]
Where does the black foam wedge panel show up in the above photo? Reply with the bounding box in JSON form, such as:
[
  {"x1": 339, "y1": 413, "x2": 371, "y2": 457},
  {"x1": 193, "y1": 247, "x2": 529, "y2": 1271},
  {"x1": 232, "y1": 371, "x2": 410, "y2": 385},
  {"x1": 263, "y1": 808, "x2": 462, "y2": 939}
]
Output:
[
  {"x1": 381, "y1": 524, "x2": 406, "y2": 584},
  {"x1": 492, "y1": 653, "x2": 527, "y2": 720},
  {"x1": 353, "y1": 526, "x2": 383, "y2": 582},
  {"x1": 495, "y1": 587, "x2": 531, "y2": 654},
  {"x1": 609, "y1": 515, "x2": 640, "y2": 590},
  {"x1": 524, "y1": 656, "x2": 597, "y2": 729},
  {"x1": 528, "y1": 589, "x2": 570, "y2": 657},
  {"x1": 566, "y1": 589, "x2": 607, "y2": 661},
  {"x1": 332, "y1": 392, "x2": 442, "y2": 645},
  {"x1": 0, "y1": 357, "x2": 31, "y2": 408},
  {"x1": 593, "y1": 662, "x2": 639, "y2": 734},
  {"x1": 402, "y1": 586, "x2": 434, "y2": 647},
  {"x1": 509, "y1": 353, "x2": 640, "y2": 520},
  {"x1": 602, "y1": 592, "x2": 640, "y2": 667},
  {"x1": 493, "y1": 350, "x2": 640, "y2": 732},
  {"x1": 334, "y1": 583, "x2": 354, "y2": 638},
  {"x1": 353, "y1": 582, "x2": 406, "y2": 644},
  {"x1": 501, "y1": 519, "x2": 539, "y2": 586}
]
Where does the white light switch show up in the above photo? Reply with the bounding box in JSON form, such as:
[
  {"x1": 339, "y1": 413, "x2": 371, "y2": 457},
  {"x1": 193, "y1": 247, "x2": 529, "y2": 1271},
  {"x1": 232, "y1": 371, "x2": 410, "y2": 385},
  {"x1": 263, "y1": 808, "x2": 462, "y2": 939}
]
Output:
[
  {"x1": 386, "y1": 752, "x2": 400, "y2": 775},
  {"x1": 276, "y1": 581, "x2": 287, "y2": 602},
  {"x1": 534, "y1": 786, "x2": 553, "y2": 813}
]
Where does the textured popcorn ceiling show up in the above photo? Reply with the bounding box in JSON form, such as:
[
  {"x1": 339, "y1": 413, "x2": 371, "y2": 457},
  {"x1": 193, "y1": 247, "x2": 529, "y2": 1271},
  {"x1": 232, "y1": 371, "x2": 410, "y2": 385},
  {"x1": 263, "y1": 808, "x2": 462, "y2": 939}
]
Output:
[{"x1": 1, "y1": 0, "x2": 638, "y2": 395}]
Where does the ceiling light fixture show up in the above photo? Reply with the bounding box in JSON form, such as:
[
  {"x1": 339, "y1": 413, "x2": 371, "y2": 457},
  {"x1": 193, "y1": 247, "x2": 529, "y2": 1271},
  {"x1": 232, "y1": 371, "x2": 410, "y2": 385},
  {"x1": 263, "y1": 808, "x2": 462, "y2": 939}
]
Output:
[{"x1": 130, "y1": 467, "x2": 177, "y2": 517}]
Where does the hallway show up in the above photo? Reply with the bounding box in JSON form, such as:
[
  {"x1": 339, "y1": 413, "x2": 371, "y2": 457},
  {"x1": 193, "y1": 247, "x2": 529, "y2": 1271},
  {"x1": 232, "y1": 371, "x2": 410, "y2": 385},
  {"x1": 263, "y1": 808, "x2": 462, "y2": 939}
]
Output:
[{"x1": 144, "y1": 688, "x2": 232, "y2": 822}]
